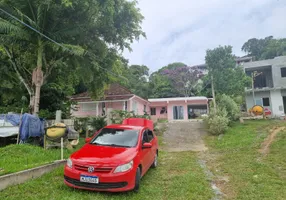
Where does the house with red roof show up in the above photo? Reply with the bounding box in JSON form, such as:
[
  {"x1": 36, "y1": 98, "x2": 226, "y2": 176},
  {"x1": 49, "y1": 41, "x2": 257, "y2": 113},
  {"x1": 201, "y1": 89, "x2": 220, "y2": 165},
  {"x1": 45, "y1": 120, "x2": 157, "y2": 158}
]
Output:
[
  {"x1": 71, "y1": 83, "x2": 209, "y2": 121},
  {"x1": 71, "y1": 83, "x2": 150, "y2": 118}
]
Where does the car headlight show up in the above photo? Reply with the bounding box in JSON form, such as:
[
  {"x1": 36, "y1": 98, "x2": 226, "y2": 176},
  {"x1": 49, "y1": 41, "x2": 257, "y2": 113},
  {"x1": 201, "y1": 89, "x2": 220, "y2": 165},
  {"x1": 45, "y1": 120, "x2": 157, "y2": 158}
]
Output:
[
  {"x1": 114, "y1": 160, "x2": 133, "y2": 173},
  {"x1": 67, "y1": 158, "x2": 73, "y2": 168}
]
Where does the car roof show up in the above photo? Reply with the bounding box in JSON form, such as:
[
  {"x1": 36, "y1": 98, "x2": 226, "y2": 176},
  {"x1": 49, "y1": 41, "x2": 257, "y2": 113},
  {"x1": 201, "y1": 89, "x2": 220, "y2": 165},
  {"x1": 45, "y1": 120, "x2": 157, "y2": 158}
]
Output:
[{"x1": 104, "y1": 124, "x2": 145, "y2": 131}]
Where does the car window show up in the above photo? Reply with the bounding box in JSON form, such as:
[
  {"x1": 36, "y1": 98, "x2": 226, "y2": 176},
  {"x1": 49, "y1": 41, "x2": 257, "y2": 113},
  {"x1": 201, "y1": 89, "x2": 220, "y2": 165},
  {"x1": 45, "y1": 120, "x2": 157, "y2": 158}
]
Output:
[
  {"x1": 90, "y1": 128, "x2": 139, "y2": 148},
  {"x1": 142, "y1": 130, "x2": 149, "y2": 144},
  {"x1": 147, "y1": 130, "x2": 154, "y2": 142}
]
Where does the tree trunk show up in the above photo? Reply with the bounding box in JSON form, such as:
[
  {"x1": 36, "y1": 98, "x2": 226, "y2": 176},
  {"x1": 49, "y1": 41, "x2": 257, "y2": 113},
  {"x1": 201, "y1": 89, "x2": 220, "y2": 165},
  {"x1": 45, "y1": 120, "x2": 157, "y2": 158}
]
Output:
[
  {"x1": 211, "y1": 75, "x2": 217, "y2": 113},
  {"x1": 33, "y1": 42, "x2": 44, "y2": 116},
  {"x1": 29, "y1": 93, "x2": 35, "y2": 114},
  {"x1": 34, "y1": 82, "x2": 41, "y2": 115}
]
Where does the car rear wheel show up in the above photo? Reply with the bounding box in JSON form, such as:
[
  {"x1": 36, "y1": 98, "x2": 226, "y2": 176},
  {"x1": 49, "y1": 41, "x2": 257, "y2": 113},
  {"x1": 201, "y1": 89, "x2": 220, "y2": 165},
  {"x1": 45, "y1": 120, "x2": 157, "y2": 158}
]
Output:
[
  {"x1": 133, "y1": 167, "x2": 141, "y2": 192},
  {"x1": 151, "y1": 151, "x2": 158, "y2": 168}
]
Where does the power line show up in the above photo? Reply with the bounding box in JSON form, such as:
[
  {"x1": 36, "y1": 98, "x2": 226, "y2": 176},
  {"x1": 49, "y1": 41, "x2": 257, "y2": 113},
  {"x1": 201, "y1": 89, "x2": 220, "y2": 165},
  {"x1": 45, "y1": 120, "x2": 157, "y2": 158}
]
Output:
[{"x1": 0, "y1": 7, "x2": 127, "y2": 81}]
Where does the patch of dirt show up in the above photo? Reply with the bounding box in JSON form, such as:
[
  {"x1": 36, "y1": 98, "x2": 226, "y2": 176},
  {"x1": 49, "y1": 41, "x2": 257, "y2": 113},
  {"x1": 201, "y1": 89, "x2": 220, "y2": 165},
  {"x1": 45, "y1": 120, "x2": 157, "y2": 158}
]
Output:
[
  {"x1": 162, "y1": 121, "x2": 208, "y2": 152},
  {"x1": 259, "y1": 126, "x2": 285, "y2": 155}
]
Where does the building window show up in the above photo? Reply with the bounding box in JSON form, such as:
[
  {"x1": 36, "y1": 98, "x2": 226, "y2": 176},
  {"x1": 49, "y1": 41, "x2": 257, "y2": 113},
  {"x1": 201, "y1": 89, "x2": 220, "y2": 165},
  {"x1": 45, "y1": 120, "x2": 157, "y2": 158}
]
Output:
[
  {"x1": 281, "y1": 68, "x2": 286, "y2": 77},
  {"x1": 160, "y1": 107, "x2": 167, "y2": 114},
  {"x1": 144, "y1": 105, "x2": 146, "y2": 112},
  {"x1": 81, "y1": 103, "x2": 96, "y2": 111},
  {"x1": 262, "y1": 98, "x2": 270, "y2": 107},
  {"x1": 151, "y1": 108, "x2": 156, "y2": 116}
]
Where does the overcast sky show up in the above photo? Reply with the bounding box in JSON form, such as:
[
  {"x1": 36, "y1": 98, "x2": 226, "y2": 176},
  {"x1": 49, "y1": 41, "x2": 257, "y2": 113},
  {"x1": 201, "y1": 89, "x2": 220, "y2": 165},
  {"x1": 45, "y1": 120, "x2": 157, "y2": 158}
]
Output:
[{"x1": 123, "y1": 0, "x2": 286, "y2": 72}]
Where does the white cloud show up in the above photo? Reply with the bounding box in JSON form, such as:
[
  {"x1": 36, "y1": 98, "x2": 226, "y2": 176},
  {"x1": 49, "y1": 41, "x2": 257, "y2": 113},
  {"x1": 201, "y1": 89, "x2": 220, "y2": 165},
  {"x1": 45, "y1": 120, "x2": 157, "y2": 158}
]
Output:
[{"x1": 123, "y1": 0, "x2": 286, "y2": 71}]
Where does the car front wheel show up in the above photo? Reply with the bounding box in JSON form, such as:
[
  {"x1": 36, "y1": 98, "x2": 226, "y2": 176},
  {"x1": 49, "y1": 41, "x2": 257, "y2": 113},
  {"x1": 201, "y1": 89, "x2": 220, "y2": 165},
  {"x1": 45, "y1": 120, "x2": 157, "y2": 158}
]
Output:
[
  {"x1": 151, "y1": 151, "x2": 158, "y2": 168},
  {"x1": 133, "y1": 167, "x2": 141, "y2": 192}
]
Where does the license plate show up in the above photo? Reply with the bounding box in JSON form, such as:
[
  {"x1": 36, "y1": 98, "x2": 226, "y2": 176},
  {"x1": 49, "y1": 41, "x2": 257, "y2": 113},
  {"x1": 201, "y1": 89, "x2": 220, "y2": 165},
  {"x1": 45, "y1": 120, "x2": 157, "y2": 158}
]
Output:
[{"x1": 80, "y1": 175, "x2": 99, "y2": 184}]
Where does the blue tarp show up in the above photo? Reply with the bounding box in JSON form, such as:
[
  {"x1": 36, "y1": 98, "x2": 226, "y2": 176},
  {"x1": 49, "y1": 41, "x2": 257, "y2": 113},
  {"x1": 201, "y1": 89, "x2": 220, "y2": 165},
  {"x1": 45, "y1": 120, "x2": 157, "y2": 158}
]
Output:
[
  {"x1": 0, "y1": 114, "x2": 20, "y2": 126},
  {"x1": 19, "y1": 114, "x2": 45, "y2": 142}
]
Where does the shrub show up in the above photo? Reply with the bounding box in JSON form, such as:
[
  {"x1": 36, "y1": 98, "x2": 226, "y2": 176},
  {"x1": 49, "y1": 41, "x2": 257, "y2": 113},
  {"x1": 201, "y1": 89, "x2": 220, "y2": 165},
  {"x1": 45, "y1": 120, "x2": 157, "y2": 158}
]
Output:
[
  {"x1": 0, "y1": 106, "x2": 29, "y2": 114},
  {"x1": 205, "y1": 107, "x2": 229, "y2": 135},
  {"x1": 110, "y1": 110, "x2": 150, "y2": 124},
  {"x1": 217, "y1": 94, "x2": 240, "y2": 121},
  {"x1": 89, "y1": 116, "x2": 107, "y2": 131},
  {"x1": 74, "y1": 116, "x2": 107, "y2": 134},
  {"x1": 38, "y1": 109, "x2": 55, "y2": 119}
]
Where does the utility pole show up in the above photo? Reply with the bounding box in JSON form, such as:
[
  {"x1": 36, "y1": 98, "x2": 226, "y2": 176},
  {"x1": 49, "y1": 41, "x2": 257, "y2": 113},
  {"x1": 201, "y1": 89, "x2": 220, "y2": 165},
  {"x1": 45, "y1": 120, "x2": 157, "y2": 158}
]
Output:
[{"x1": 211, "y1": 75, "x2": 217, "y2": 113}]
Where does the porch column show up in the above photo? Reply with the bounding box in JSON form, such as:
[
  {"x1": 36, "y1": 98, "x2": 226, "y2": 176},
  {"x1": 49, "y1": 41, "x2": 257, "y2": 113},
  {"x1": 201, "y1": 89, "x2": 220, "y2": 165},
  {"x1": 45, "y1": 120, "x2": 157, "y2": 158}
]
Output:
[
  {"x1": 96, "y1": 102, "x2": 99, "y2": 116},
  {"x1": 129, "y1": 99, "x2": 133, "y2": 112},
  {"x1": 183, "y1": 102, "x2": 188, "y2": 120}
]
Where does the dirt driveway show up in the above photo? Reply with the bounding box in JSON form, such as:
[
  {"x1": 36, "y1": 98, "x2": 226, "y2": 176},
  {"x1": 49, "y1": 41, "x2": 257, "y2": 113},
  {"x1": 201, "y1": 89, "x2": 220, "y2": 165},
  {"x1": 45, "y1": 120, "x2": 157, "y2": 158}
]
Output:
[{"x1": 162, "y1": 120, "x2": 208, "y2": 152}]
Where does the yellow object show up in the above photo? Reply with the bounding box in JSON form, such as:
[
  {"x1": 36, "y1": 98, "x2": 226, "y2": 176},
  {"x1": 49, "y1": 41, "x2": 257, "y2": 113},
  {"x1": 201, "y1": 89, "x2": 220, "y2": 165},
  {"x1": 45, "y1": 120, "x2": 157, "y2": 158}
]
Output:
[
  {"x1": 250, "y1": 105, "x2": 264, "y2": 116},
  {"x1": 46, "y1": 123, "x2": 67, "y2": 138}
]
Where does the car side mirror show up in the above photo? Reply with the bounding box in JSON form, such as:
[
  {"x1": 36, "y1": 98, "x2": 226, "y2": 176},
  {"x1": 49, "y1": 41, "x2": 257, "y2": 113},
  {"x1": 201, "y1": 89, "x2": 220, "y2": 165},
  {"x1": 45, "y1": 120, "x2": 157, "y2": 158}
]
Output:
[
  {"x1": 142, "y1": 142, "x2": 152, "y2": 149},
  {"x1": 85, "y1": 137, "x2": 92, "y2": 143}
]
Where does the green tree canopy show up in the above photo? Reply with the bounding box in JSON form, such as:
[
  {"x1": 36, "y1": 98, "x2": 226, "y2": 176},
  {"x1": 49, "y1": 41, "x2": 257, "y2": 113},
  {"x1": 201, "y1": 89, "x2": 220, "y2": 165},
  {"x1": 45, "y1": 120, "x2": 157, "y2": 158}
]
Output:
[
  {"x1": 205, "y1": 46, "x2": 251, "y2": 97},
  {"x1": 0, "y1": 0, "x2": 145, "y2": 114},
  {"x1": 242, "y1": 36, "x2": 286, "y2": 60}
]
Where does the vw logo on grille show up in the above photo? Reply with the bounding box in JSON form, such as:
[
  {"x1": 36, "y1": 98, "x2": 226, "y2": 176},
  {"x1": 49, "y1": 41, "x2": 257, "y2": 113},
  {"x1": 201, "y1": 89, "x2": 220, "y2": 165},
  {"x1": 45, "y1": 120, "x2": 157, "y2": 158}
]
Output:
[{"x1": 88, "y1": 166, "x2": 94, "y2": 173}]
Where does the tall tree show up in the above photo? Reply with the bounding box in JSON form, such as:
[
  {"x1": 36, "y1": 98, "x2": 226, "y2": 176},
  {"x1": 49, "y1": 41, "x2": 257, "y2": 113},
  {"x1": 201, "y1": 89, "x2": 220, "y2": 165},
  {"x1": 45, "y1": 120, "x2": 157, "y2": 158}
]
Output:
[
  {"x1": 148, "y1": 62, "x2": 188, "y2": 98},
  {"x1": 149, "y1": 72, "x2": 176, "y2": 98},
  {"x1": 205, "y1": 46, "x2": 251, "y2": 111},
  {"x1": 242, "y1": 36, "x2": 286, "y2": 60},
  {"x1": 161, "y1": 65, "x2": 202, "y2": 97},
  {"x1": 125, "y1": 65, "x2": 150, "y2": 98},
  {"x1": 0, "y1": 0, "x2": 145, "y2": 115}
]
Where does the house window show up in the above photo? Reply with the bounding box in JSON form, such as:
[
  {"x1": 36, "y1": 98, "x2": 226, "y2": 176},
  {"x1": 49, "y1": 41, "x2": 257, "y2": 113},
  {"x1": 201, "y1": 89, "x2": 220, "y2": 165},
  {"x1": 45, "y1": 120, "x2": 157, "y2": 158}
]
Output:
[
  {"x1": 262, "y1": 98, "x2": 270, "y2": 107},
  {"x1": 144, "y1": 105, "x2": 146, "y2": 112},
  {"x1": 81, "y1": 103, "x2": 96, "y2": 111},
  {"x1": 281, "y1": 68, "x2": 286, "y2": 77},
  {"x1": 160, "y1": 107, "x2": 167, "y2": 114},
  {"x1": 150, "y1": 108, "x2": 156, "y2": 116}
]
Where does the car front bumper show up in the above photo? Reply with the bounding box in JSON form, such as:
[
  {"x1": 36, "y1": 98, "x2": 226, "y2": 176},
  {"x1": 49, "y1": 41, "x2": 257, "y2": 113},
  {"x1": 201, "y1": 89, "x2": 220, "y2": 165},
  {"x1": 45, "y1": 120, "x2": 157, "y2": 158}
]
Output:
[{"x1": 64, "y1": 165, "x2": 137, "y2": 192}]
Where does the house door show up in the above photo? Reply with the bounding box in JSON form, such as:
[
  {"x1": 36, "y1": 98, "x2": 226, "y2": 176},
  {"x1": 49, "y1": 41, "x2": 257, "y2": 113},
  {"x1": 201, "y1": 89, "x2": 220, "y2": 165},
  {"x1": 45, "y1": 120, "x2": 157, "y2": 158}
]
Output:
[{"x1": 173, "y1": 106, "x2": 184, "y2": 120}]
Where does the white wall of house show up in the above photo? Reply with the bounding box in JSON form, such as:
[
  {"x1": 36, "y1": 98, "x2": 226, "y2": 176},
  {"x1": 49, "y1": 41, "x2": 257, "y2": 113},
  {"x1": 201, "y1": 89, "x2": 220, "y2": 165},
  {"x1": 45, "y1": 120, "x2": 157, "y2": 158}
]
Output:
[
  {"x1": 270, "y1": 90, "x2": 284, "y2": 117},
  {"x1": 245, "y1": 91, "x2": 271, "y2": 111},
  {"x1": 246, "y1": 89, "x2": 285, "y2": 117}
]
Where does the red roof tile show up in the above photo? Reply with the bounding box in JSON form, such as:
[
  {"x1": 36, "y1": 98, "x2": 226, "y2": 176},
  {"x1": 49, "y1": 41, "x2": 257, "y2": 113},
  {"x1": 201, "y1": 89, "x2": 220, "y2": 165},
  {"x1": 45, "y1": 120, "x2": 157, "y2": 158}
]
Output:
[{"x1": 71, "y1": 83, "x2": 135, "y2": 102}]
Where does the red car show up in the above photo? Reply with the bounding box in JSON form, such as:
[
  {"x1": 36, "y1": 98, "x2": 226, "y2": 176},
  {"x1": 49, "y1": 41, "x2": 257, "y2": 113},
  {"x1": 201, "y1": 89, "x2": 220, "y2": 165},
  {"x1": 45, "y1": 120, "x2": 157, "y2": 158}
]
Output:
[{"x1": 64, "y1": 118, "x2": 158, "y2": 192}]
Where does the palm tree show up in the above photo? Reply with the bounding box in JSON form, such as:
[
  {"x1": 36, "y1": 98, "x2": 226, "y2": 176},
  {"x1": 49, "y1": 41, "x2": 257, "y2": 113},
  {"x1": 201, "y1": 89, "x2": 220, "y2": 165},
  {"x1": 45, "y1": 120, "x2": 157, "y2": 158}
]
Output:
[
  {"x1": 1, "y1": 0, "x2": 146, "y2": 115},
  {"x1": 0, "y1": 0, "x2": 84, "y2": 115}
]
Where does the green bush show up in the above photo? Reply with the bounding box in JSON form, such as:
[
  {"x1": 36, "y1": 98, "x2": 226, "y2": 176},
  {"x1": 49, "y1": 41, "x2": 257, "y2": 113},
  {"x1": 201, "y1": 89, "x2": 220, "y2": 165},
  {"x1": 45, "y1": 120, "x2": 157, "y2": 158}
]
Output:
[
  {"x1": 0, "y1": 106, "x2": 29, "y2": 114},
  {"x1": 110, "y1": 110, "x2": 151, "y2": 124},
  {"x1": 38, "y1": 109, "x2": 55, "y2": 119},
  {"x1": 74, "y1": 116, "x2": 107, "y2": 134},
  {"x1": 89, "y1": 116, "x2": 107, "y2": 131},
  {"x1": 217, "y1": 94, "x2": 240, "y2": 121},
  {"x1": 205, "y1": 107, "x2": 229, "y2": 135}
]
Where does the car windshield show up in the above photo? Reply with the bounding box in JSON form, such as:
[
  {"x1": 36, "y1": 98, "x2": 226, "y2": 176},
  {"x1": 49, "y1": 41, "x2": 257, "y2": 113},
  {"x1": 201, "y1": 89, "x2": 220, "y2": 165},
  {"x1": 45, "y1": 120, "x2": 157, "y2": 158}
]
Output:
[{"x1": 90, "y1": 128, "x2": 139, "y2": 148}]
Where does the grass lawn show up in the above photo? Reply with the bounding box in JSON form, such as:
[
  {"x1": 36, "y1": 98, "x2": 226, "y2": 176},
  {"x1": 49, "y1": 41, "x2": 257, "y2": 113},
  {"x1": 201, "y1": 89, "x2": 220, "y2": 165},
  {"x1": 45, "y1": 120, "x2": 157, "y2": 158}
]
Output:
[
  {"x1": 206, "y1": 120, "x2": 286, "y2": 200},
  {"x1": 0, "y1": 138, "x2": 85, "y2": 176},
  {"x1": 0, "y1": 150, "x2": 213, "y2": 200}
]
